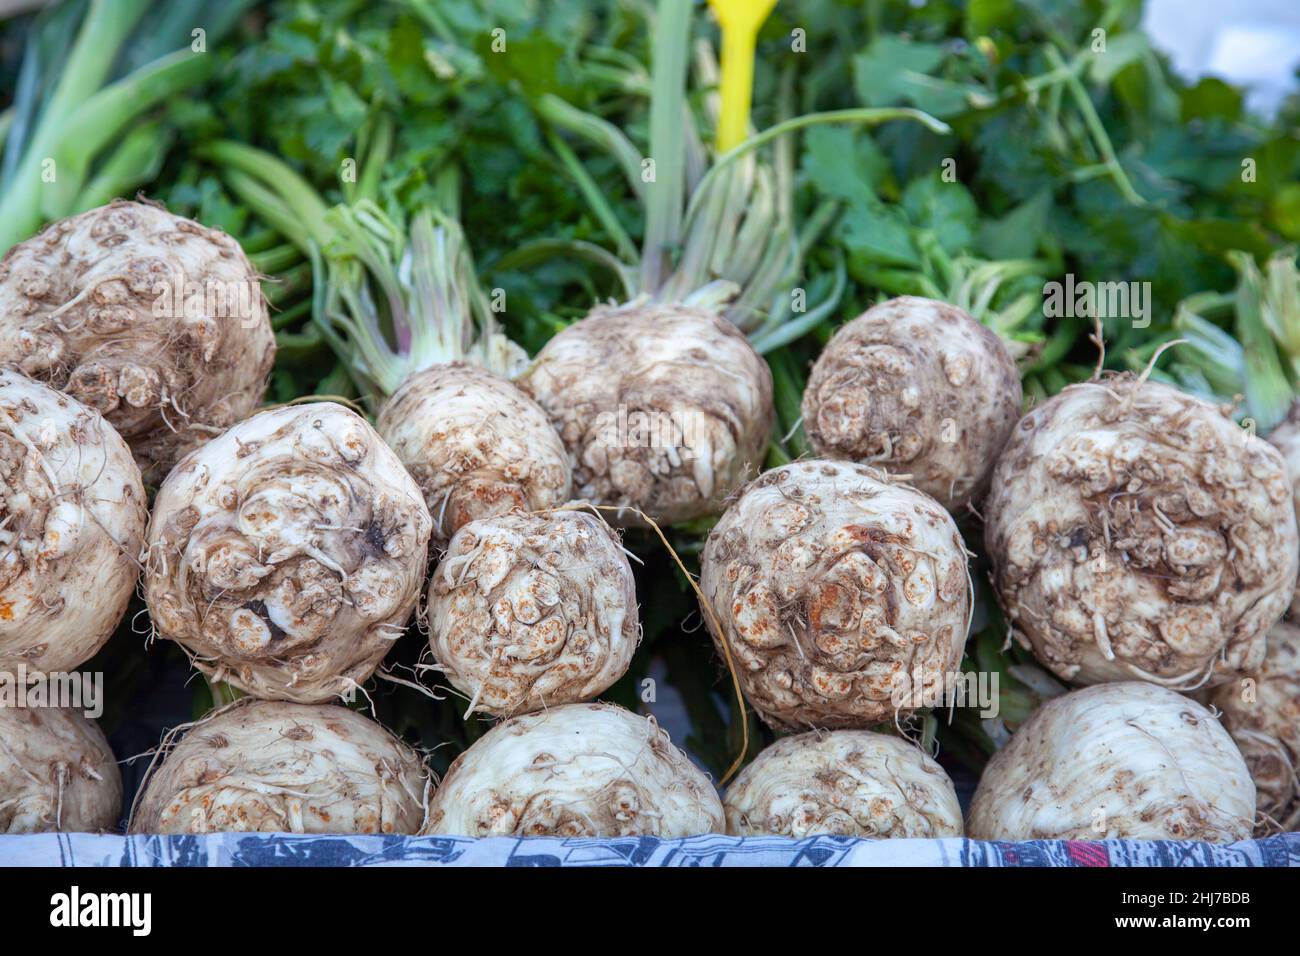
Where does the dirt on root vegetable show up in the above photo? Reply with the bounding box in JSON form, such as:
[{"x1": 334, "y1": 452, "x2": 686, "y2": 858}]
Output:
[
  {"x1": 985, "y1": 374, "x2": 1298, "y2": 689},
  {"x1": 130, "y1": 699, "x2": 431, "y2": 834},
  {"x1": 420, "y1": 701, "x2": 723, "y2": 837},
  {"x1": 723, "y1": 730, "x2": 963, "y2": 838},
  {"x1": 1211, "y1": 620, "x2": 1300, "y2": 834},
  {"x1": 700, "y1": 459, "x2": 971, "y2": 730},
  {"x1": 1268, "y1": 407, "x2": 1300, "y2": 617},
  {"x1": 427, "y1": 509, "x2": 639, "y2": 717},
  {"x1": 144, "y1": 402, "x2": 432, "y2": 702},
  {"x1": 376, "y1": 363, "x2": 571, "y2": 548},
  {"x1": 519, "y1": 302, "x2": 773, "y2": 526},
  {"x1": 0, "y1": 368, "x2": 146, "y2": 675},
  {"x1": 0, "y1": 200, "x2": 275, "y2": 484},
  {"x1": 968, "y1": 681, "x2": 1255, "y2": 842},
  {"x1": 0, "y1": 706, "x2": 121, "y2": 834},
  {"x1": 802, "y1": 296, "x2": 1023, "y2": 512}
]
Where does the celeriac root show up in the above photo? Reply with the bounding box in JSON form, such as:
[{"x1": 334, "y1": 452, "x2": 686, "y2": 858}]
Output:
[
  {"x1": 145, "y1": 403, "x2": 432, "y2": 702},
  {"x1": 0, "y1": 200, "x2": 275, "y2": 482}
]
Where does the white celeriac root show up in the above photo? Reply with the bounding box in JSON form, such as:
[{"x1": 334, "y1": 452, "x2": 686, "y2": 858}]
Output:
[
  {"x1": 700, "y1": 460, "x2": 971, "y2": 730},
  {"x1": 0, "y1": 706, "x2": 121, "y2": 833},
  {"x1": 1268, "y1": 408, "x2": 1300, "y2": 617},
  {"x1": 802, "y1": 297, "x2": 1023, "y2": 511},
  {"x1": 985, "y1": 375, "x2": 1298, "y2": 688},
  {"x1": 130, "y1": 699, "x2": 431, "y2": 834},
  {"x1": 0, "y1": 367, "x2": 146, "y2": 675},
  {"x1": 145, "y1": 402, "x2": 432, "y2": 702},
  {"x1": 519, "y1": 301, "x2": 773, "y2": 525},
  {"x1": 1211, "y1": 621, "x2": 1300, "y2": 832},
  {"x1": 0, "y1": 200, "x2": 275, "y2": 482},
  {"x1": 376, "y1": 363, "x2": 571, "y2": 548},
  {"x1": 421, "y1": 702, "x2": 723, "y2": 837},
  {"x1": 968, "y1": 681, "x2": 1255, "y2": 842},
  {"x1": 723, "y1": 730, "x2": 963, "y2": 837},
  {"x1": 428, "y1": 510, "x2": 639, "y2": 717}
]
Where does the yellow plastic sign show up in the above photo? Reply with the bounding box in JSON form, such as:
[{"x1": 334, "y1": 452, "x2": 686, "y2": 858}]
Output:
[{"x1": 708, "y1": 0, "x2": 779, "y2": 152}]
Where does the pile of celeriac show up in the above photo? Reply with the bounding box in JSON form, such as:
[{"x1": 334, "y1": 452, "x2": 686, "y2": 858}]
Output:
[{"x1": 1, "y1": 0, "x2": 1297, "y2": 849}]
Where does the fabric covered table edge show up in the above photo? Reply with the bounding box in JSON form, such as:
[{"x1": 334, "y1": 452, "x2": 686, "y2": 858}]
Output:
[{"x1": 1, "y1": 832, "x2": 1297, "y2": 867}]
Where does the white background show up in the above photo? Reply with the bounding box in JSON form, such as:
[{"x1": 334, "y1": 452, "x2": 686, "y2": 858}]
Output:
[{"x1": 1144, "y1": 0, "x2": 1300, "y2": 114}]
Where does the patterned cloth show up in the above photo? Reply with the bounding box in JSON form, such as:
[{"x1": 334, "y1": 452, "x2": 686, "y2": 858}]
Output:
[{"x1": 2, "y1": 832, "x2": 1297, "y2": 866}]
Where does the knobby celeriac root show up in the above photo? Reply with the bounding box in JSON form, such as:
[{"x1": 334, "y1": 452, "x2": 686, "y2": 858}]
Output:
[
  {"x1": 700, "y1": 460, "x2": 971, "y2": 731},
  {"x1": 0, "y1": 368, "x2": 146, "y2": 674},
  {"x1": 985, "y1": 374, "x2": 1298, "y2": 688},
  {"x1": 420, "y1": 702, "x2": 723, "y2": 837},
  {"x1": 0, "y1": 200, "x2": 275, "y2": 483},
  {"x1": 1211, "y1": 620, "x2": 1300, "y2": 833},
  {"x1": 1268, "y1": 407, "x2": 1300, "y2": 617},
  {"x1": 144, "y1": 403, "x2": 432, "y2": 702},
  {"x1": 802, "y1": 297, "x2": 1023, "y2": 511},
  {"x1": 518, "y1": 301, "x2": 773, "y2": 526},
  {"x1": 723, "y1": 730, "x2": 963, "y2": 838},
  {"x1": 968, "y1": 681, "x2": 1255, "y2": 842},
  {"x1": 376, "y1": 364, "x2": 571, "y2": 548},
  {"x1": 427, "y1": 509, "x2": 639, "y2": 717},
  {"x1": 129, "y1": 698, "x2": 431, "y2": 834},
  {"x1": 0, "y1": 705, "x2": 121, "y2": 833}
]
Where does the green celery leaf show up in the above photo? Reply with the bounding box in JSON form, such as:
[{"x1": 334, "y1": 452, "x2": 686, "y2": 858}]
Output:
[
  {"x1": 978, "y1": 188, "x2": 1053, "y2": 259},
  {"x1": 1180, "y1": 77, "x2": 1244, "y2": 122},
  {"x1": 477, "y1": 32, "x2": 572, "y2": 100},
  {"x1": 902, "y1": 171, "x2": 978, "y2": 255},
  {"x1": 965, "y1": 0, "x2": 1018, "y2": 36},
  {"x1": 801, "y1": 125, "x2": 891, "y2": 202},
  {"x1": 1269, "y1": 184, "x2": 1300, "y2": 241},
  {"x1": 839, "y1": 197, "x2": 920, "y2": 270},
  {"x1": 853, "y1": 35, "x2": 990, "y2": 118},
  {"x1": 1087, "y1": 33, "x2": 1149, "y2": 86},
  {"x1": 853, "y1": 36, "x2": 948, "y2": 108}
]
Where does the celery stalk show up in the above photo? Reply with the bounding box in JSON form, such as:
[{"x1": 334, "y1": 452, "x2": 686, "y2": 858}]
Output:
[
  {"x1": 640, "y1": 0, "x2": 693, "y2": 292},
  {"x1": 70, "y1": 120, "x2": 170, "y2": 214},
  {"x1": 1230, "y1": 251, "x2": 1293, "y2": 432},
  {"x1": 43, "y1": 50, "x2": 212, "y2": 220},
  {"x1": 0, "y1": 0, "x2": 149, "y2": 251}
]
